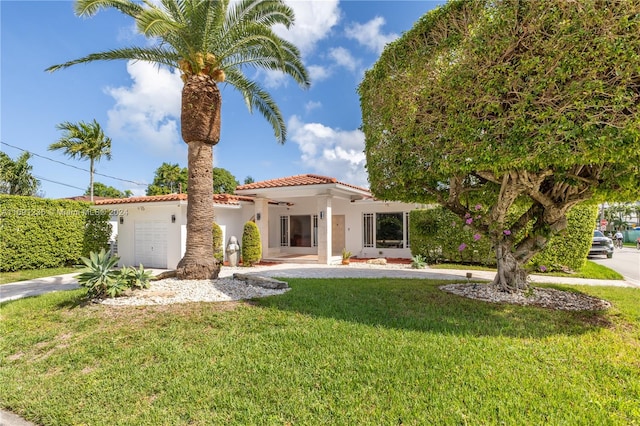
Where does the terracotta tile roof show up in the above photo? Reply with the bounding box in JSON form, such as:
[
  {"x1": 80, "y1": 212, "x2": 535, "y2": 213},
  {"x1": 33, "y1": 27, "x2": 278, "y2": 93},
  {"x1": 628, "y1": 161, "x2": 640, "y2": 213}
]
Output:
[
  {"x1": 236, "y1": 174, "x2": 370, "y2": 193},
  {"x1": 94, "y1": 193, "x2": 253, "y2": 206}
]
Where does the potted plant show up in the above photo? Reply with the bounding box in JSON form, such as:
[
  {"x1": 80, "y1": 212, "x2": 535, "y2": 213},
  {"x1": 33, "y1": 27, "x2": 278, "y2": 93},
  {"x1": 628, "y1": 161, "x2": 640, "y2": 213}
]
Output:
[{"x1": 341, "y1": 248, "x2": 352, "y2": 265}]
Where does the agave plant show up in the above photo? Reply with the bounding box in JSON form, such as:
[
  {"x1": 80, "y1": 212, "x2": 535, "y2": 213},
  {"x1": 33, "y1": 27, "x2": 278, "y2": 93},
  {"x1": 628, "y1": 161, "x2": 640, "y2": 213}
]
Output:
[
  {"x1": 76, "y1": 249, "x2": 122, "y2": 298},
  {"x1": 121, "y1": 264, "x2": 153, "y2": 290}
]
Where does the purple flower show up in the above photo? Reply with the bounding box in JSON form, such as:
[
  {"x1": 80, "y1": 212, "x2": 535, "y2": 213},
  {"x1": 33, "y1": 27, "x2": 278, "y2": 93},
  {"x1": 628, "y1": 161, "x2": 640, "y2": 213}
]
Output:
[
  {"x1": 475, "y1": 204, "x2": 483, "y2": 211},
  {"x1": 458, "y1": 243, "x2": 467, "y2": 251},
  {"x1": 503, "y1": 230, "x2": 511, "y2": 236},
  {"x1": 539, "y1": 265, "x2": 547, "y2": 272},
  {"x1": 464, "y1": 213, "x2": 471, "y2": 219},
  {"x1": 473, "y1": 233, "x2": 481, "y2": 241},
  {"x1": 466, "y1": 218, "x2": 473, "y2": 225}
]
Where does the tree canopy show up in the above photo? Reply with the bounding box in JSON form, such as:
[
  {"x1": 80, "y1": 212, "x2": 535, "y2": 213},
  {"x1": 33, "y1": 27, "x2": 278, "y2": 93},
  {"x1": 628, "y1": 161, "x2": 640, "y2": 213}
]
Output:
[
  {"x1": 212, "y1": 167, "x2": 239, "y2": 194},
  {"x1": 147, "y1": 163, "x2": 238, "y2": 195},
  {"x1": 86, "y1": 182, "x2": 131, "y2": 198},
  {"x1": 359, "y1": 0, "x2": 640, "y2": 290},
  {"x1": 0, "y1": 152, "x2": 40, "y2": 196},
  {"x1": 147, "y1": 163, "x2": 188, "y2": 196}
]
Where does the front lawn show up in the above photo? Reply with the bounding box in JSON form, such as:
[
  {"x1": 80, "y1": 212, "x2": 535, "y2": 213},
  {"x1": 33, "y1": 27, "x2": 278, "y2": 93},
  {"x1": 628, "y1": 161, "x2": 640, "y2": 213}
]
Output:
[{"x1": 1, "y1": 278, "x2": 639, "y2": 425}]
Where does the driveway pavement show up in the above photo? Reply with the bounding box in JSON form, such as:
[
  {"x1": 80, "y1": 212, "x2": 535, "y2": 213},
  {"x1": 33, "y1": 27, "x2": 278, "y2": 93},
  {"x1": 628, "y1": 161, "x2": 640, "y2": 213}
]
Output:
[{"x1": 1, "y1": 263, "x2": 637, "y2": 304}]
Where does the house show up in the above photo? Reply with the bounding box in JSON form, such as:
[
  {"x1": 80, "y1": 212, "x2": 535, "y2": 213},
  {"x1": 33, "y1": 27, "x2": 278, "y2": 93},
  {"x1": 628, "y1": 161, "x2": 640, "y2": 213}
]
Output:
[{"x1": 94, "y1": 174, "x2": 429, "y2": 269}]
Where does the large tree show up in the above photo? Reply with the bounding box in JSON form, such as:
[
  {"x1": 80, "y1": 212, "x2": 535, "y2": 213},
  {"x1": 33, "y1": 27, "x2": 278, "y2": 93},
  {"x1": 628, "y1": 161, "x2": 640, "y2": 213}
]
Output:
[
  {"x1": 48, "y1": 0, "x2": 309, "y2": 279},
  {"x1": 359, "y1": 0, "x2": 640, "y2": 291},
  {"x1": 0, "y1": 152, "x2": 40, "y2": 196},
  {"x1": 212, "y1": 167, "x2": 239, "y2": 194},
  {"x1": 146, "y1": 162, "x2": 188, "y2": 196},
  {"x1": 49, "y1": 119, "x2": 112, "y2": 202},
  {"x1": 87, "y1": 182, "x2": 131, "y2": 199}
]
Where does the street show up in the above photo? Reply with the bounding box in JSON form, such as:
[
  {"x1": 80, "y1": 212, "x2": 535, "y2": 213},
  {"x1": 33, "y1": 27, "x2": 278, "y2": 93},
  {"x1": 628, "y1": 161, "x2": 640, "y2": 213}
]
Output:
[{"x1": 591, "y1": 247, "x2": 640, "y2": 286}]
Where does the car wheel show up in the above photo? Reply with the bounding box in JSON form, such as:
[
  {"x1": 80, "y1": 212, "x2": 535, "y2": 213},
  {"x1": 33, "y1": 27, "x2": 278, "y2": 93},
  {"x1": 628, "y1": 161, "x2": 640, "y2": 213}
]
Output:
[{"x1": 607, "y1": 253, "x2": 613, "y2": 258}]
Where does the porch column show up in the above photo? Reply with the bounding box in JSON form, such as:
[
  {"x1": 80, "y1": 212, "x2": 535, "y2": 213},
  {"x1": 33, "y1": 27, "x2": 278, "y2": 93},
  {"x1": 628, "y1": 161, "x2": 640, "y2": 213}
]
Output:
[
  {"x1": 254, "y1": 197, "x2": 269, "y2": 260},
  {"x1": 317, "y1": 195, "x2": 332, "y2": 264}
]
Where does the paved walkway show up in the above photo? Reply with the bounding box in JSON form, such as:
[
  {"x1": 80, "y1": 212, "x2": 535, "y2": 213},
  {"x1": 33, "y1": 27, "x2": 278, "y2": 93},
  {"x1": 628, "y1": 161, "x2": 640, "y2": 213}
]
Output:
[{"x1": 1, "y1": 264, "x2": 637, "y2": 304}]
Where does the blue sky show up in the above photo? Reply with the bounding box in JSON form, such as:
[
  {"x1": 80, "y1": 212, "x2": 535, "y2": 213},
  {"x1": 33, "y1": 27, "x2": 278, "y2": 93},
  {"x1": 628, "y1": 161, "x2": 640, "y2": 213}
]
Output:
[{"x1": 1, "y1": 0, "x2": 445, "y2": 198}]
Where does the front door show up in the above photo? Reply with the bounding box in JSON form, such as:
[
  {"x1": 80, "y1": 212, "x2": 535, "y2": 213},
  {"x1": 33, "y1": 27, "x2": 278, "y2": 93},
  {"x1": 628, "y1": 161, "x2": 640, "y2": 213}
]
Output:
[{"x1": 331, "y1": 215, "x2": 345, "y2": 256}]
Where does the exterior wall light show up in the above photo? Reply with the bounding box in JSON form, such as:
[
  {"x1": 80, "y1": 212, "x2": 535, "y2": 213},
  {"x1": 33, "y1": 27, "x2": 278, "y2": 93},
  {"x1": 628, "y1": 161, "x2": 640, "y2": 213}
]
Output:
[
  {"x1": 320, "y1": 211, "x2": 324, "y2": 219},
  {"x1": 119, "y1": 216, "x2": 124, "y2": 225},
  {"x1": 171, "y1": 214, "x2": 176, "y2": 223},
  {"x1": 256, "y1": 213, "x2": 261, "y2": 221}
]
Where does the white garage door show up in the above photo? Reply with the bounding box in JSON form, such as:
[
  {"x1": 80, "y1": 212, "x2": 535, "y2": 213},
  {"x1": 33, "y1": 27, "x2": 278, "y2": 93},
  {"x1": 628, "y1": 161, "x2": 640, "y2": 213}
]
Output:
[{"x1": 134, "y1": 221, "x2": 168, "y2": 268}]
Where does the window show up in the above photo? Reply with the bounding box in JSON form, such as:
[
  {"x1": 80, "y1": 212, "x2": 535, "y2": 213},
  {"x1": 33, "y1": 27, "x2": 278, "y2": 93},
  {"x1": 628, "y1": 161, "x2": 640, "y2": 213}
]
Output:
[
  {"x1": 281, "y1": 215, "x2": 316, "y2": 247},
  {"x1": 363, "y1": 213, "x2": 374, "y2": 247},
  {"x1": 363, "y1": 212, "x2": 408, "y2": 249},
  {"x1": 280, "y1": 216, "x2": 289, "y2": 247}
]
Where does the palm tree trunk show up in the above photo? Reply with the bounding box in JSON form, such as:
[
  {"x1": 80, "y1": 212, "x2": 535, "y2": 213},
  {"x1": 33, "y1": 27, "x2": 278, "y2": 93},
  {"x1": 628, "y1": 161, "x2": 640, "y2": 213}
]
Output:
[
  {"x1": 176, "y1": 73, "x2": 222, "y2": 280},
  {"x1": 90, "y1": 158, "x2": 94, "y2": 202},
  {"x1": 176, "y1": 141, "x2": 220, "y2": 279}
]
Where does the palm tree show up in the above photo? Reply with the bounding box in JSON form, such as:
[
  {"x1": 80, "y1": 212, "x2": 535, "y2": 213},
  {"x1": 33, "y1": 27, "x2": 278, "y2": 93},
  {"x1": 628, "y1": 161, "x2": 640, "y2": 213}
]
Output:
[
  {"x1": 47, "y1": 0, "x2": 310, "y2": 280},
  {"x1": 49, "y1": 120, "x2": 112, "y2": 202}
]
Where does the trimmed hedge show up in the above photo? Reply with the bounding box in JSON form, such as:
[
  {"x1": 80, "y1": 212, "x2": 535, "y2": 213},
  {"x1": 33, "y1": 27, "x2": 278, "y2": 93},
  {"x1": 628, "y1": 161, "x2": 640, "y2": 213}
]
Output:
[
  {"x1": 212, "y1": 222, "x2": 224, "y2": 263},
  {"x1": 0, "y1": 195, "x2": 111, "y2": 271},
  {"x1": 529, "y1": 203, "x2": 598, "y2": 272},
  {"x1": 410, "y1": 203, "x2": 597, "y2": 271},
  {"x1": 241, "y1": 221, "x2": 261, "y2": 266}
]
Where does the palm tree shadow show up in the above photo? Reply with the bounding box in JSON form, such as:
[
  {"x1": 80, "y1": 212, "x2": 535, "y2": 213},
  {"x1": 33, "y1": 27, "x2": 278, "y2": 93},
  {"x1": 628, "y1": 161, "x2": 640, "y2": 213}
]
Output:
[{"x1": 256, "y1": 278, "x2": 612, "y2": 338}]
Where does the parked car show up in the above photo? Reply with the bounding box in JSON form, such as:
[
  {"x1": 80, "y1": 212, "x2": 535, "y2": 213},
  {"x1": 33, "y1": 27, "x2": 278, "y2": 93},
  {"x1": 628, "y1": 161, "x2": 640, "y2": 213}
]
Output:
[{"x1": 589, "y1": 230, "x2": 614, "y2": 258}]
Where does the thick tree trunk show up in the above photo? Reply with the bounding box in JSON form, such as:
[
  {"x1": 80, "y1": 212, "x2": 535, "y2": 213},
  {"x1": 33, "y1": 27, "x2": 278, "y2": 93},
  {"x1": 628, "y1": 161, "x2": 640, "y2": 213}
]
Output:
[
  {"x1": 176, "y1": 141, "x2": 220, "y2": 280},
  {"x1": 491, "y1": 241, "x2": 529, "y2": 292},
  {"x1": 176, "y1": 74, "x2": 222, "y2": 280}
]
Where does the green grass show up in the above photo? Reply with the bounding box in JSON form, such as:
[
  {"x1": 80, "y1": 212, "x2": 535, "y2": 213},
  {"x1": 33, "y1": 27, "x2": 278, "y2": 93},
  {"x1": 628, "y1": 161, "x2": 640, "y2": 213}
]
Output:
[
  {"x1": 1, "y1": 279, "x2": 639, "y2": 425},
  {"x1": 0, "y1": 267, "x2": 79, "y2": 285}
]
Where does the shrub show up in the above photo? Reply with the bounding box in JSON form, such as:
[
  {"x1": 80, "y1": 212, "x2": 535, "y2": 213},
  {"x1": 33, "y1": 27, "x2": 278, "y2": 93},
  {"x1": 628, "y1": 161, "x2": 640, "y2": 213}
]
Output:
[
  {"x1": 0, "y1": 195, "x2": 111, "y2": 271},
  {"x1": 121, "y1": 264, "x2": 153, "y2": 290},
  {"x1": 241, "y1": 221, "x2": 262, "y2": 266},
  {"x1": 212, "y1": 222, "x2": 224, "y2": 263},
  {"x1": 529, "y1": 203, "x2": 597, "y2": 272},
  {"x1": 411, "y1": 254, "x2": 427, "y2": 269},
  {"x1": 76, "y1": 249, "x2": 124, "y2": 298},
  {"x1": 82, "y1": 209, "x2": 112, "y2": 257}
]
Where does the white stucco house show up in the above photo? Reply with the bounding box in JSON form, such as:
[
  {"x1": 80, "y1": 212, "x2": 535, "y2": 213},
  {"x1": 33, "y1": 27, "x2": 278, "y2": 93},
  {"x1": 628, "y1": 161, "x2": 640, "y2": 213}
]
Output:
[{"x1": 94, "y1": 174, "x2": 429, "y2": 269}]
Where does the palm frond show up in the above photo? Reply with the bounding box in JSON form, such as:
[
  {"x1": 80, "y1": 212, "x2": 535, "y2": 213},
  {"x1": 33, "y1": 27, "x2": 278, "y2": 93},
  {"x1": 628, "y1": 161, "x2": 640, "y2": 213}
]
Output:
[
  {"x1": 225, "y1": 68, "x2": 286, "y2": 143},
  {"x1": 46, "y1": 46, "x2": 180, "y2": 72},
  {"x1": 75, "y1": 0, "x2": 142, "y2": 18}
]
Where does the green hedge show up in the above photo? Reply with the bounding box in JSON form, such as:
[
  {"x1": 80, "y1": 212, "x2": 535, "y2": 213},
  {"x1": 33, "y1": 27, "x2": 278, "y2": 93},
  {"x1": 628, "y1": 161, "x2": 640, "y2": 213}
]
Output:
[
  {"x1": 241, "y1": 221, "x2": 262, "y2": 267},
  {"x1": 212, "y1": 222, "x2": 224, "y2": 263},
  {"x1": 0, "y1": 195, "x2": 111, "y2": 271},
  {"x1": 529, "y1": 204, "x2": 598, "y2": 272},
  {"x1": 410, "y1": 203, "x2": 596, "y2": 271}
]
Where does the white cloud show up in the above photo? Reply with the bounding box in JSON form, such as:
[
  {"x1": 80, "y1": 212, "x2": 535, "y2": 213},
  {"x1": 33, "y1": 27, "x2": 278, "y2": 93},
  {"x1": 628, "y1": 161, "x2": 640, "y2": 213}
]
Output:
[
  {"x1": 307, "y1": 65, "x2": 332, "y2": 83},
  {"x1": 328, "y1": 47, "x2": 360, "y2": 72},
  {"x1": 276, "y1": 0, "x2": 341, "y2": 56},
  {"x1": 345, "y1": 16, "x2": 399, "y2": 54},
  {"x1": 304, "y1": 100, "x2": 322, "y2": 114},
  {"x1": 105, "y1": 61, "x2": 185, "y2": 157},
  {"x1": 288, "y1": 115, "x2": 368, "y2": 187}
]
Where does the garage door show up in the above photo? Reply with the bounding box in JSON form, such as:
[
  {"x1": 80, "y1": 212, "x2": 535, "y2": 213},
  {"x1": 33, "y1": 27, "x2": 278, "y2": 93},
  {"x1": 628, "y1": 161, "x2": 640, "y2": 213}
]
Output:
[{"x1": 134, "y1": 221, "x2": 168, "y2": 268}]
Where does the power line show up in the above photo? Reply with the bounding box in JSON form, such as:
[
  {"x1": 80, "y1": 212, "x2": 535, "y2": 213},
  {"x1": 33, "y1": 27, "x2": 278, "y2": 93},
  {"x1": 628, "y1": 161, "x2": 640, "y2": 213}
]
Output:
[
  {"x1": 33, "y1": 175, "x2": 85, "y2": 191},
  {"x1": 1, "y1": 140, "x2": 147, "y2": 186}
]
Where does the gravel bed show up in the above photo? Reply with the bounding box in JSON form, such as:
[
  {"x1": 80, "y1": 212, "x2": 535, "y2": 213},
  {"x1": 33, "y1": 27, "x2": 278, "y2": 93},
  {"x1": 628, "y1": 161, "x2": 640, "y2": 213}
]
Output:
[
  {"x1": 440, "y1": 283, "x2": 612, "y2": 311},
  {"x1": 100, "y1": 277, "x2": 289, "y2": 306}
]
